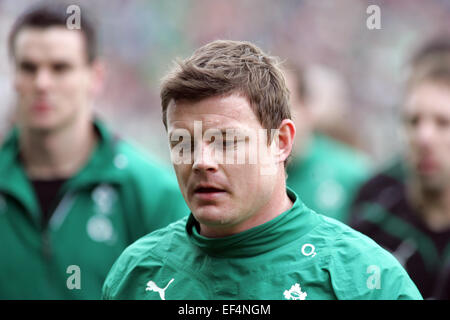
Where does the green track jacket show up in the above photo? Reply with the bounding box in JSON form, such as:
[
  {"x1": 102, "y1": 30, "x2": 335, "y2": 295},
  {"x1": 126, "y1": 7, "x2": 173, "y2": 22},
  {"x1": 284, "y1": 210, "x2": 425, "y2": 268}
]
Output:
[
  {"x1": 0, "y1": 120, "x2": 188, "y2": 299},
  {"x1": 102, "y1": 188, "x2": 422, "y2": 300}
]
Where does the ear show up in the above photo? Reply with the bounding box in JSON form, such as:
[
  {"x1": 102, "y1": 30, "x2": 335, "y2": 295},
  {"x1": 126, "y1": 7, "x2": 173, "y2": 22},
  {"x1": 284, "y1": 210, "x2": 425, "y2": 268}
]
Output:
[{"x1": 273, "y1": 119, "x2": 296, "y2": 164}]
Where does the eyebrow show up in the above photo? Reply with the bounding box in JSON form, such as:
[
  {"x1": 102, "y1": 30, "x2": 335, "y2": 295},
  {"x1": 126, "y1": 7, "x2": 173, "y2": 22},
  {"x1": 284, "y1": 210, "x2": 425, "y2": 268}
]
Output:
[{"x1": 17, "y1": 58, "x2": 35, "y2": 67}]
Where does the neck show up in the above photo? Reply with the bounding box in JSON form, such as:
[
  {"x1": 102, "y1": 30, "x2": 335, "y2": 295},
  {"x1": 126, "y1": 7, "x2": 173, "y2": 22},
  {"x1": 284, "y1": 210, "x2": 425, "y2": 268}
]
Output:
[
  {"x1": 408, "y1": 179, "x2": 450, "y2": 232},
  {"x1": 200, "y1": 171, "x2": 293, "y2": 238},
  {"x1": 19, "y1": 118, "x2": 97, "y2": 180}
]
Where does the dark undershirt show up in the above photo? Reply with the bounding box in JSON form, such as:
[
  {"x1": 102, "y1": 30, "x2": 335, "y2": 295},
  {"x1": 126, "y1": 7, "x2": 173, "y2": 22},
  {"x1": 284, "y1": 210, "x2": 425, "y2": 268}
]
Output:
[
  {"x1": 31, "y1": 179, "x2": 67, "y2": 228},
  {"x1": 350, "y1": 171, "x2": 450, "y2": 299},
  {"x1": 20, "y1": 123, "x2": 101, "y2": 228}
]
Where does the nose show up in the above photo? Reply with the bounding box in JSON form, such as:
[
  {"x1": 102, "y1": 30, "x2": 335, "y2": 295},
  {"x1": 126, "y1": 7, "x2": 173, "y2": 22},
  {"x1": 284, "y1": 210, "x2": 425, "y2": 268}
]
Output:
[
  {"x1": 34, "y1": 68, "x2": 53, "y2": 92},
  {"x1": 192, "y1": 141, "x2": 219, "y2": 173}
]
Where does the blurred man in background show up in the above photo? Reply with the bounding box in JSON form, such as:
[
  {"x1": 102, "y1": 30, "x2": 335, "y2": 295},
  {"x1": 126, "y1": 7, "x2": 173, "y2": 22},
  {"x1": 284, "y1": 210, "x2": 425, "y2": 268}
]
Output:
[
  {"x1": 284, "y1": 63, "x2": 371, "y2": 224},
  {"x1": 302, "y1": 64, "x2": 363, "y2": 149},
  {"x1": 0, "y1": 1, "x2": 187, "y2": 299},
  {"x1": 350, "y1": 38, "x2": 450, "y2": 299}
]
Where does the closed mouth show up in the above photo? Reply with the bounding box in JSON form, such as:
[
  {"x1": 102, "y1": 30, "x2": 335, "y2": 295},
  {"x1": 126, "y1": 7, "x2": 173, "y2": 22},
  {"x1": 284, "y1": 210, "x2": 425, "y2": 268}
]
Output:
[{"x1": 194, "y1": 187, "x2": 226, "y2": 193}]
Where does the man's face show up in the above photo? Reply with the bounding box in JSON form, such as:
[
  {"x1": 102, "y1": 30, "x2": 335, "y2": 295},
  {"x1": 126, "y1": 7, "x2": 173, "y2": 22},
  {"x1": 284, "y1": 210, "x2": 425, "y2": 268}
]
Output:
[
  {"x1": 403, "y1": 80, "x2": 450, "y2": 190},
  {"x1": 12, "y1": 27, "x2": 98, "y2": 131},
  {"x1": 167, "y1": 94, "x2": 280, "y2": 233}
]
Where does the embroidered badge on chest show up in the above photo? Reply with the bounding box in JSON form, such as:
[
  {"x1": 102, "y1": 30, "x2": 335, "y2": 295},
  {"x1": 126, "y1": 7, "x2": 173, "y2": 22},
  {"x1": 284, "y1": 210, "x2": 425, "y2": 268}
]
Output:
[
  {"x1": 284, "y1": 283, "x2": 307, "y2": 300},
  {"x1": 87, "y1": 184, "x2": 117, "y2": 243},
  {"x1": 87, "y1": 215, "x2": 115, "y2": 242},
  {"x1": 92, "y1": 184, "x2": 117, "y2": 215}
]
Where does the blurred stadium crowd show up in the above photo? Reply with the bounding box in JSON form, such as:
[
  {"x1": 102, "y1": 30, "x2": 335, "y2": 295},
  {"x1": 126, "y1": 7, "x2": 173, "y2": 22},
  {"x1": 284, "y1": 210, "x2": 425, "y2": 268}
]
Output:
[{"x1": 0, "y1": 0, "x2": 449, "y2": 165}]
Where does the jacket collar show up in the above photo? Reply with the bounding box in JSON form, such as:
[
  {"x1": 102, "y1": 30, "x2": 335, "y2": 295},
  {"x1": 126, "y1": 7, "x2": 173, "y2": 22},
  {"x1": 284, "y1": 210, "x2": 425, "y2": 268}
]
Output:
[{"x1": 186, "y1": 187, "x2": 322, "y2": 258}]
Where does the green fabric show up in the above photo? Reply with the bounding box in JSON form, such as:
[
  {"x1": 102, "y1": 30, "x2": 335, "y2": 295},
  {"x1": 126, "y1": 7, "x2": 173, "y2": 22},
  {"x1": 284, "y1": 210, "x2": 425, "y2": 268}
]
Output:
[
  {"x1": 102, "y1": 188, "x2": 422, "y2": 300},
  {"x1": 0, "y1": 120, "x2": 189, "y2": 299},
  {"x1": 287, "y1": 133, "x2": 371, "y2": 223}
]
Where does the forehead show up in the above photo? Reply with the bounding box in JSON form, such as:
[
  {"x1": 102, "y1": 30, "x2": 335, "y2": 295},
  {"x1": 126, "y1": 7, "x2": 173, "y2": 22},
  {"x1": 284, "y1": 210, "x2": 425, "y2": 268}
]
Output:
[
  {"x1": 13, "y1": 26, "x2": 87, "y2": 63},
  {"x1": 404, "y1": 80, "x2": 450, "y2": 116},
  {"x1": 167, "y1": 93, "x2": 261, "y2": 132}
]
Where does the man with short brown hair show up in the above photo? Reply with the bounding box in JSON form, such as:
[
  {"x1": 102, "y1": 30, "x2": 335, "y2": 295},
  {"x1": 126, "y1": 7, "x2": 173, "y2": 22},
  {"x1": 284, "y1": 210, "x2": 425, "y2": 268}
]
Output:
[{"x1": 103, "y1": 40, "x2": 421, "y2": 300}]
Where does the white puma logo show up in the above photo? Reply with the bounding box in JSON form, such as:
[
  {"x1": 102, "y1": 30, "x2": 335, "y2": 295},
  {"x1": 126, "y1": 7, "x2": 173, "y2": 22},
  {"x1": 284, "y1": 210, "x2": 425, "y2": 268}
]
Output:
[{"x1": 145, "y1": 278, "x2": 174, "y2": 300}]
